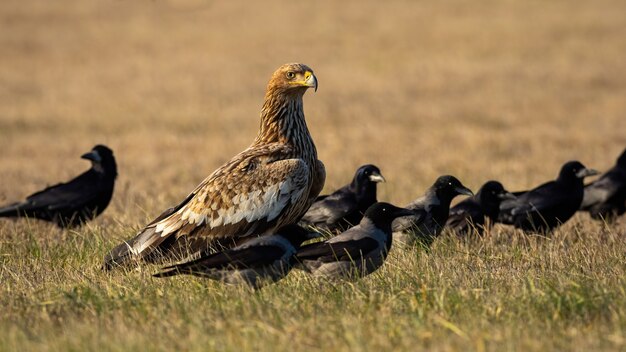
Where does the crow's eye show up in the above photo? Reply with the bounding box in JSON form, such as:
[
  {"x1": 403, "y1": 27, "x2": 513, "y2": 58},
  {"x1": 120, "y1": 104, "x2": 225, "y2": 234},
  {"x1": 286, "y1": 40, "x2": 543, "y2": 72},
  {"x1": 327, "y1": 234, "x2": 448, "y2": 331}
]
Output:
[{"x1": 286, "y1": 72, "x2": 295, "y2": 79}]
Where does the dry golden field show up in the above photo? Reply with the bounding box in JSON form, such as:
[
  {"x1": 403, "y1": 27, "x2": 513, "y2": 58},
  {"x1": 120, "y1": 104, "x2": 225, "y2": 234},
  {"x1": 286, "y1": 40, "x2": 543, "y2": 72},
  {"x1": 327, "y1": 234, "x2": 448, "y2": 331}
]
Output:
[{"x1": 1, "y1": 1, "x2": 626, "y2": 351}]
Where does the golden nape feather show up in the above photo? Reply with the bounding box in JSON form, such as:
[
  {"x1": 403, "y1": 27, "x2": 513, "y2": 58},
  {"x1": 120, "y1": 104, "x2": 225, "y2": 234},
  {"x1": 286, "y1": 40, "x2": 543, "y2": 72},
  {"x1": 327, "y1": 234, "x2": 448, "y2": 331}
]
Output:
[{"x1": 103, "y1": 63, "x2": 326, "y2": 270}]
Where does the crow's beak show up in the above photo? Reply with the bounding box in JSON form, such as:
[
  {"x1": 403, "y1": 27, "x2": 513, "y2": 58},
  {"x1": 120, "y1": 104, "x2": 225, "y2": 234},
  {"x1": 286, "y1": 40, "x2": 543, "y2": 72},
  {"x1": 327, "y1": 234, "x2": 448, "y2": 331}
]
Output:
[
  {"x1": 497, "y1": 191, "x2": 517, "y2": 201},
  {"x1": 81, "y1": 150, "x2": 102, "y2": 163},
  {"x1": 576, "y1": 168, "x2": 600, "y2": 178},
  {"x1": 368, "y1": 172, "x2": 386, "y2": 183},
  {"x1": 455, "y1": 186, "x2": 474, "y2": 197}
]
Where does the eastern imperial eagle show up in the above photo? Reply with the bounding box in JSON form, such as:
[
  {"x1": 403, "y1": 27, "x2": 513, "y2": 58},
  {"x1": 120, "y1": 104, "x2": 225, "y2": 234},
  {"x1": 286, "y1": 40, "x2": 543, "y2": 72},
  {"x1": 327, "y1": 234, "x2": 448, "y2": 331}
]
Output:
[{"x1": 104, "y1": 63, "x2": 325, "y2": 270}]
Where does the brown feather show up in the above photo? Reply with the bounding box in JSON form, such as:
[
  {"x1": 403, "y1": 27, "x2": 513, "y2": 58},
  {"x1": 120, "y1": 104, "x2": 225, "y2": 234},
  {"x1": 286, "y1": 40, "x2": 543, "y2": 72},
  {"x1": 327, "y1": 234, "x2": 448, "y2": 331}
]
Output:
[{"x1": 309, "y1": 160, "x2": 327, "y2": 205}]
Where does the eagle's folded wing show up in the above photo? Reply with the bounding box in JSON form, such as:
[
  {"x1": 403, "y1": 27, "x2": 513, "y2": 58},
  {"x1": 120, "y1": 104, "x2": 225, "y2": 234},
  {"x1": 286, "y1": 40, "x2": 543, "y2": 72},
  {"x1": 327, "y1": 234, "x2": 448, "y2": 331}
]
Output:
[{"x1": 104, "y1": 145, "x2": 311, "y2": 268}]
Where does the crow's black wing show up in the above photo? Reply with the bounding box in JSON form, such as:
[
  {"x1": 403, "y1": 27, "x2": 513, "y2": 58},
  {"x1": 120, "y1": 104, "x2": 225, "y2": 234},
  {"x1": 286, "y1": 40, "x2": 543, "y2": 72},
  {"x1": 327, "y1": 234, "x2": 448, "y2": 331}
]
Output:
[
  {"x1": 581, "y1": 170, "x2": 625, "y2": 209},
  {"x1": 296, "y1": 237, "x2": 380, "y2": 263},
  {"x1": 392, "y1": 208, "x2": 427, "y2": 232},
  {"x1": 154, "y1": 244, "x2": 286, "y2": 277},
  {"x1": 499, "y1": 181, "x2": 561, "y2": 218},
  {"x1": 28, "y1": 171, "x2": 100, "y2": 210},
  {"x1": 0, "y1": 170, "x2": 100, "y2": 217},
  {"x1": 447, "y1": 199, "x2": 482, "y2": 231},
  {"x1": 300, "y1": 187, "x2": 357, "y2": 226},
  {"x1": 513, "y1": 182, "x2": 577, "y2": 216},
  {"x1": 511, "y1": 191, "x2": 527, "y2": 197}
]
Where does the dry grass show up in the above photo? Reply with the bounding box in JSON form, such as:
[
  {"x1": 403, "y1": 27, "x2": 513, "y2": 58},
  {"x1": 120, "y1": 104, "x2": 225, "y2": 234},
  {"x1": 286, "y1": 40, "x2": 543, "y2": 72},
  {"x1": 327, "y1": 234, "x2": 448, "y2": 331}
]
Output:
[{"x1": 1, "y1": 0, "x2": 626, "y2": 351}]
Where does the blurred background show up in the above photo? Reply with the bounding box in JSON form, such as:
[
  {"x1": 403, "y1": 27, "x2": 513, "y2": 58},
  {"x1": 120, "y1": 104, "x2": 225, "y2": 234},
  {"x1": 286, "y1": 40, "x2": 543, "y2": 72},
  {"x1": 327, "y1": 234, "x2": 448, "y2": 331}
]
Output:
[{"x1": 1, "y1": 0, "x2": 625, "y2": 225}]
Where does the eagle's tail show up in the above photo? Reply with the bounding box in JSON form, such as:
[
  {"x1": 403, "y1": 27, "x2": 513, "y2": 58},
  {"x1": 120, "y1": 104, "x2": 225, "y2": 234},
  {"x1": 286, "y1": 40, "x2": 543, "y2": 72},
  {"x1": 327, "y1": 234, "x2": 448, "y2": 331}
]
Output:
[
  {"x1": 102, "y1": 204, "x2": 184, "y2": 271},
  {"x1": 102, "y1": 224, "x2": 163, "y2": 271},
  {"x1": 102, "y1": 239, "x2": 135, "y2": 271}
]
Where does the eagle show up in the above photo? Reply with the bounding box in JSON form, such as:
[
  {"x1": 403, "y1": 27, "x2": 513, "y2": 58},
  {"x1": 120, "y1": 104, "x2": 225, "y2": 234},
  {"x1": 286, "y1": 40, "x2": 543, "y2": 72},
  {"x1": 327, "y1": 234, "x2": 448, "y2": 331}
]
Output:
[{"x1": 103, "y1": 63, "x2": 325, "y2": 270}]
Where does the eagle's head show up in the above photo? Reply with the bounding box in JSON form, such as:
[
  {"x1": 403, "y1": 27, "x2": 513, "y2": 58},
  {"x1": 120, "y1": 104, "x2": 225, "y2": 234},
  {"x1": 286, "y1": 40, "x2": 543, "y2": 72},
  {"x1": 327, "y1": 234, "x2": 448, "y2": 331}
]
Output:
[{"x1": 267, "y1": 63, "x2": 318, "y2": 96}]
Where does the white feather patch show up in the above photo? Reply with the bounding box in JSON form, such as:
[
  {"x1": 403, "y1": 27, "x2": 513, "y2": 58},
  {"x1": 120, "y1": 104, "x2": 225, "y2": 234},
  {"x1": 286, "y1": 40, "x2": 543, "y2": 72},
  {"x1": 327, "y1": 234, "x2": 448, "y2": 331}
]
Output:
[
  {"x1": 155, "y1": 222, "x2": 167, "y2": 234},
  {"x1": 153, "y1": 161, "x2": 309, "y2": 239}
]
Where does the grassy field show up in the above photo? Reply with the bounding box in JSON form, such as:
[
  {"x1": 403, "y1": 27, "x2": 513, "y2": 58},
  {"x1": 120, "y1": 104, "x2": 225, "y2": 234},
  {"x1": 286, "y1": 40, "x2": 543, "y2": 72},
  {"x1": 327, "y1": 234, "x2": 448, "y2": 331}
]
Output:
[{"x1": 1, "y1": 0, "x2": 626, "y2": 350}]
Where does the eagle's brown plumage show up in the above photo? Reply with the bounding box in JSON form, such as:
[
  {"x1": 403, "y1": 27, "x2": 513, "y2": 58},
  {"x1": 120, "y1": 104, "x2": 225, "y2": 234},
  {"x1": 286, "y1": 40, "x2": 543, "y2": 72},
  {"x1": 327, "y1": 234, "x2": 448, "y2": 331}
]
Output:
[{"x1": 104, "y1": 63, "x2": 325, "y2": 270}]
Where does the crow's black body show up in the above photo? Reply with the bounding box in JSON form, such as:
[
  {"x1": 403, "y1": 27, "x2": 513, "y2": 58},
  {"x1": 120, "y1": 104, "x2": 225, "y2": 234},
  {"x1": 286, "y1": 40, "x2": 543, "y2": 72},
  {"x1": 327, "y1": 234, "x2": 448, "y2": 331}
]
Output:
[
  {"x1": 0, "y1": 145, "x2": 117, "y2": 227},
  {"x1": 392, "y1": 175, "x2": 473, "y2": 247},
  {"x1": 499, "y1": 161, "x2": 598, "y2": 233},
  {"x1": 300, "y1": 164, "x2": 385, "y2": 233},
  {"x1": 447, "y1": 181, "x2": 515, "y2": 236},
  {"x1": 296, "y1": 202, "x2": 414, "y2": 280},
  {"x1": 154, "y1": 225, "x2": 314, "y2": 289}
]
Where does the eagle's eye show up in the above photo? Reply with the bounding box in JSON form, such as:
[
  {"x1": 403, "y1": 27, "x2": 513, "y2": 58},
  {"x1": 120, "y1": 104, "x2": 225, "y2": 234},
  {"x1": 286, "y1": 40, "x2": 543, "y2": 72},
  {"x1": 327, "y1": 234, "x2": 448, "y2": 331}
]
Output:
[{"x1": 286, "y1": 71, "x2": 296, "y2": 79}]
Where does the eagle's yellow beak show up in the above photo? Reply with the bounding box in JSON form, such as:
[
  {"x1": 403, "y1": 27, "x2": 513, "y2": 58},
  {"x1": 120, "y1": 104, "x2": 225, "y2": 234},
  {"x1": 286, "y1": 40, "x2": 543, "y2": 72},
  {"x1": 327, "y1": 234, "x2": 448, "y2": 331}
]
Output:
[{"x1": 303, "y1": 71, "x2": 318, "y2": 92}]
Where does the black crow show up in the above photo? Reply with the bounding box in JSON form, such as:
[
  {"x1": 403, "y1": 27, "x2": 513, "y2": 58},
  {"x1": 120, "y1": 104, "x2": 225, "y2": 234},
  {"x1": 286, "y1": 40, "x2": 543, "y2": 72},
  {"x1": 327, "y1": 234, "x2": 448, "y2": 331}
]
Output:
[
  {"x1": 499, "y1": 161, "x2": 598, "y2": 232},
  {"x1": 392, "y1": 175, "x2": 473, "y2": 247},
  {"x1": 295, "y1": 202, "x2": 414, "y2": 280},
  {"x1": 153, "y1": 225, "x2": 317, "y2": 289},
  {"x1": 580, "y1": 148, "x2": 626, "y2": 222},
  {"x1": 446, "y1": 181, "x2": 515, "y2": 236},
  {"x1": 0, "y1": 145, "x2": 117, "y2": 228},
  {"x1": 300, "y1": 164, "x2": 385, "y2": 234}
]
